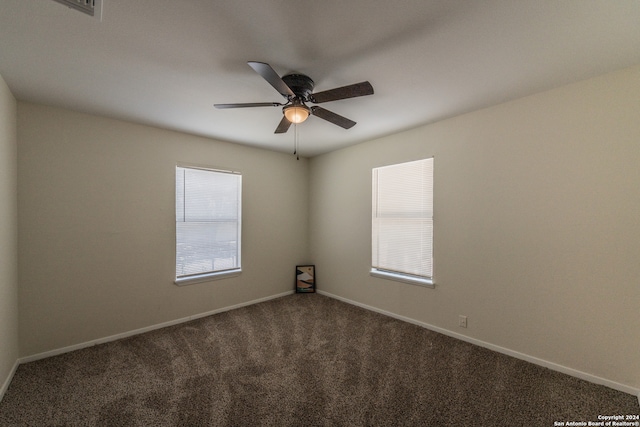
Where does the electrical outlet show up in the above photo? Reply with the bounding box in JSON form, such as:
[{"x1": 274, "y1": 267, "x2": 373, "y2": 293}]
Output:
[{"x1": 459, "y1": 315, "x2": 468, "y2": 328}]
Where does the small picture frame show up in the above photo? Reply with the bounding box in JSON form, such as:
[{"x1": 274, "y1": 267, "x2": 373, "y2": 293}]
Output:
[{"x1": 296, "y1": 265, "x2": 316, "y2": 293}]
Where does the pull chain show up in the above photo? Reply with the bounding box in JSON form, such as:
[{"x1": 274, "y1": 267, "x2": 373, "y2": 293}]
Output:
[{"x1": 293, "y1": 123, "x2": 299, "y2": 160}]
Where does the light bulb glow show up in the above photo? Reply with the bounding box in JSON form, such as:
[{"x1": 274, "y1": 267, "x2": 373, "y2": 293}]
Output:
[{"x1": 284, "y1": 105, "x2": 310, "y2": 124}]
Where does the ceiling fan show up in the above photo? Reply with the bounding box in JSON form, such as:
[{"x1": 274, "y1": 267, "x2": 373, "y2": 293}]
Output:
[{"x1": 215, "y1": 62, "x2": 374, "y2": 134}]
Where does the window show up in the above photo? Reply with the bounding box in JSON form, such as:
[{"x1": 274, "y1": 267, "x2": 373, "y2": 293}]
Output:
[
  {"x1": 371, "y1": 158, "x2": 434, "y2": 287},
  {"x1": 175, "y1": 165, "x2": 241, "y2": 285}
]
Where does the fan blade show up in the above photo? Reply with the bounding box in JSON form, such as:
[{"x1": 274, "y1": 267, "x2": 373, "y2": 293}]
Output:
[
  {"x1": 214, "y1": 102, "x2": 283, "y2": 109},
  {"x1": 311, "y1": 106, "x2": 356, "y2": 129},
  {"x1": 248, "y1": 61, "x2": 295, "y2": 99},
  {"x1": 274, "y1": 116, "x2": 292, "y2": 134},
  {"x1": 311, "y1": 81, "x2": 374, "y2": 103}
]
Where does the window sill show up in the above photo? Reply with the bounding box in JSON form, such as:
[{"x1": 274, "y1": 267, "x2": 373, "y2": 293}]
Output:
[
  {"x1": 175, "y1": 269, "x2": 241, "y2": 286},
  {"x1": 370, "y1": 269, "x2": 435, "y2": 288}
]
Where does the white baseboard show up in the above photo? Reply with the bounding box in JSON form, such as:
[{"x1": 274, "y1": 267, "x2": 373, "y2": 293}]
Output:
[
  {"x1": 20, "y1": 290, "x2": 294, "y2": 364},
  {"x1": 13, "y1": 289, "x2": 639, "y2": 400},
  {"x1": 0, "y1": 359, "x2": 19, "y2": 403},
  {"x1": 317, "y1": 290, "x2": 640, "y2": 398}
]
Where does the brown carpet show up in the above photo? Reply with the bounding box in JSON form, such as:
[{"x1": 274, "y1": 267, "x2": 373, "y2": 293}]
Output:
[{"x1": 0, "y1": 294, "x2": 637, "y2": 426}]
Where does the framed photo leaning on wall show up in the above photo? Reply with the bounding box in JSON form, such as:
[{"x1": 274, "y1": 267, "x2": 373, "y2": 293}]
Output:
[{"x1": 296, "y1": 265, "x2": 315, "y2": 293}]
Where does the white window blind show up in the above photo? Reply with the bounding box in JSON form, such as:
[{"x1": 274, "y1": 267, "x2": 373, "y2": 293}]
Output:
[
  {"x1": 372, "y1": 158, "x2": 433, "y2": 283},
  {"x1": 176, "y1": 166, "x2": 241, "y2": 281}
]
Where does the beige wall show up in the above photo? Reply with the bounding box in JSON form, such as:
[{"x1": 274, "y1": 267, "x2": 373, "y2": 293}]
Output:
[
  {"x1": 11, "y1": 65, "x2": 640, "y2": 395},
  {"x1": 309, "y1": 65, "x2": 640, "y2": 391},
  {"x1": 0, "y1": 75, "x2": 19, "y2": 396},
  {"x1": 17, "y1": 103, "x2": 310, "y2": 356}
]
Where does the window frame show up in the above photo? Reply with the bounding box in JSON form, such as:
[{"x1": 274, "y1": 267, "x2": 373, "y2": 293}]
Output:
[
  {"x1": 174, "y1": 163, "x2": 242, "y2": 286},
  {"x1": 370, "y1": 158, "x2": 435, "y2": 288}
]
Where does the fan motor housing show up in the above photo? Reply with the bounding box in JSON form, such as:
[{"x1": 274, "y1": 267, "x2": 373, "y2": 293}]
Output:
[{"x1": 282, "y1": 74, "x2": 314, "y2": 99}]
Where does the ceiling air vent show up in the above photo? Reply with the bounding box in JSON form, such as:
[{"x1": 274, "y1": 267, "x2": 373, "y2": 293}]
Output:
[{"x1": 51, "y1": 0, "x2": 103, "y2": 20}]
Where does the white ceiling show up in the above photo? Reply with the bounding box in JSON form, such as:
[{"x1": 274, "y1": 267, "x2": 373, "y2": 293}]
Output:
[{"x1": 1, "y1": 1, "x2": 639, "y2": 157}]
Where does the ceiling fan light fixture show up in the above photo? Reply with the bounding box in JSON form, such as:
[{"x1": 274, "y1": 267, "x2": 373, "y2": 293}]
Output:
[
  {"x1": 283, "y1": 104, "x2": 310, "y2": 124},
  {"x1": 216, "y1": 62, "x2": 373, "y2": 133}
]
